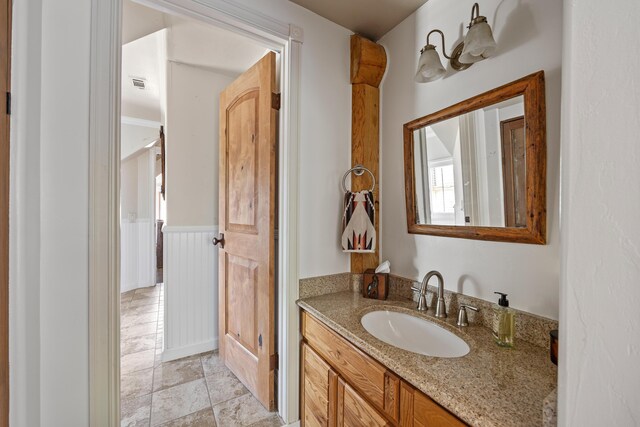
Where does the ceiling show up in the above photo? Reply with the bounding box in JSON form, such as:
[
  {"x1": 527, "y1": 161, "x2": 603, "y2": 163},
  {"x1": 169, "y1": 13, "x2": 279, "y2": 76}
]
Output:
[
  {"x1": 288, "y1": 0, "x2": 428, "y2": 40},
  {"x1": 121, "y1": 0, "x2": 269, "y2": 153},
  {"x1": 166, "y1": 16, "x2": 268, "y2": 75},
  {"x1": 121, "y1": 30, "x2": 164, "y2": 122}
]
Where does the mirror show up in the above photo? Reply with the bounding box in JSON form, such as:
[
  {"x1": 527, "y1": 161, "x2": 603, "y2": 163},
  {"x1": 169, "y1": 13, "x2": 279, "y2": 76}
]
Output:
[
  {"x1": 404, "y1": 72, "x2": 546, "y2": 244},
  {"x1": 412, "y1": 95, "x2": 525, "y2": 227}
]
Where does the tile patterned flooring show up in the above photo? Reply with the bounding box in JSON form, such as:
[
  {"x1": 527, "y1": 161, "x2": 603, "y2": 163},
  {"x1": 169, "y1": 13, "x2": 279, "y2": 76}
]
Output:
[{"x1": 121, "y1": 284, "x2": 284, "y2": 427}]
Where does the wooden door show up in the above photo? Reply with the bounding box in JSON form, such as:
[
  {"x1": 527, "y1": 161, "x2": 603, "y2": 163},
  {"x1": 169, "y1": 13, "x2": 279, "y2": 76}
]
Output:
[
  {"x1": 337, "y1": 379, "x2": 390, "y2": 427},
  {"x1": 500, "y1": 117, "x2": 526, "y2": 228},
  {"x1": 0, "y1": 1, "x2": 11, "y2": 426},
  {"x1": 301, "y1": 343, "x2": 338, "y2": 427},
  {"x1": 218, "y1": 51, "x2": 278, "y2": 410}
]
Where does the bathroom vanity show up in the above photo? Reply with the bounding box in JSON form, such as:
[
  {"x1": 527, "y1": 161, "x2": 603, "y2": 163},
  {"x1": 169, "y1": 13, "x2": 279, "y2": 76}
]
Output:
[
  {"x1": 298, "y1": 288, "x2": 557, "y2": 426},
  {"x1": 297, "y1": 71, "x2": 556, "y2": 426},
  {"x1": 301, "y1": 309, "x2": 464, "y2": 426}
]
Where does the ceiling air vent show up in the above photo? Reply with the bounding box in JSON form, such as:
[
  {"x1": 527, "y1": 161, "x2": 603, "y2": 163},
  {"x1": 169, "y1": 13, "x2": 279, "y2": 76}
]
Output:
[{"x1": 132, "y1": 78, "x2": 146, "y2": 90}]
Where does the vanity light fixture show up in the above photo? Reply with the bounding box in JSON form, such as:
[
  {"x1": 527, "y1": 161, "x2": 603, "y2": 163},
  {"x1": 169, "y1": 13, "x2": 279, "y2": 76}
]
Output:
[{"x1": 415, "y1": 2, "x2": 497, "y2": 83}]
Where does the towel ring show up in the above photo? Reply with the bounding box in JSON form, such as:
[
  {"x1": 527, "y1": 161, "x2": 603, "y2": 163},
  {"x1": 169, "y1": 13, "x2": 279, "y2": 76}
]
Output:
[{"x1": 342, "y1": 165, "x2": 376, "y2": 193}]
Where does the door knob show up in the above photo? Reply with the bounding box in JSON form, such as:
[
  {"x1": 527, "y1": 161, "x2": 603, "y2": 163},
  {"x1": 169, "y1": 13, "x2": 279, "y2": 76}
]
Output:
[{"x1": 212, "y1": 233, "x2": 225, "y2": 249}]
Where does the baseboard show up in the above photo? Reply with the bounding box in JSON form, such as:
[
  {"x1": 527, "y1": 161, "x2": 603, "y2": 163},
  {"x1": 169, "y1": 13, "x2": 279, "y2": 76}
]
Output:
[
  {"x1": 285, "y1": 421, "x2": 300, "y2": 427},
  {"x1": 161, "y1": 338, "x2": 218, "y2": 362}
]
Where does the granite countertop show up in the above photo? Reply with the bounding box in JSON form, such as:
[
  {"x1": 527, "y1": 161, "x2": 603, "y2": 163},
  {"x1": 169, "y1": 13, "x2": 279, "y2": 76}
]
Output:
[{"x1": 298, "y1": 291, "x2": 557, "y2": 427}]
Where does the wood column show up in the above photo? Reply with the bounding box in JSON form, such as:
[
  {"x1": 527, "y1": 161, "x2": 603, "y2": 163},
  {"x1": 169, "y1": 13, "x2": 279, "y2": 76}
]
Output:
[{"x1": 350, "y1": 35, "x2": 386, "y2": 273}]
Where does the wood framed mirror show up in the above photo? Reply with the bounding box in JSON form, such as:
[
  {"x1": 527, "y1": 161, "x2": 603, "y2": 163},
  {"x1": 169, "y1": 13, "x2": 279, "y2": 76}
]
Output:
[{"x1": 403, "y1": 71, "x2": 546, "y2": 244}]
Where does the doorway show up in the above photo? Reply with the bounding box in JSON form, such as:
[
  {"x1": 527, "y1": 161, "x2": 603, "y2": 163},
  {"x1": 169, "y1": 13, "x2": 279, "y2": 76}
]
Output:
[
  {"x1": 89, "y1": 0, "x2": 302, "y2": 424},
  {"x1": 118, "y1": 2, "x2": 286, "y2": 425}
]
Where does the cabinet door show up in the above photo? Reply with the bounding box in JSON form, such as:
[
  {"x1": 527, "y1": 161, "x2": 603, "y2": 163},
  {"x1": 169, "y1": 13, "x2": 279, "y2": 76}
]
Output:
[
  {"x1": 301, "y1": 343, "x2": 338, "y2": 427},
  {"x1": 413, "y1": 389, "x2": 466, "y2": 427},
  {"x1": 337, "y1": 378, "x2": 390, "y2": 427}
]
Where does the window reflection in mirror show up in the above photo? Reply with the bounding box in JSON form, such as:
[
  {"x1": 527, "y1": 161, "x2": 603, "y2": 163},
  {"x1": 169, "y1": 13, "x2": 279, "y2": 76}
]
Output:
[{"x1": 412, "y1": 95, "x2": 525, "y2": 228}]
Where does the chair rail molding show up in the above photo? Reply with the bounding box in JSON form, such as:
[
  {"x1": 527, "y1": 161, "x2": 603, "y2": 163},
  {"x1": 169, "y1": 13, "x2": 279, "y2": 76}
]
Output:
[{"x1": 89, "y1": 0, "x2": 302, "y2": 424}]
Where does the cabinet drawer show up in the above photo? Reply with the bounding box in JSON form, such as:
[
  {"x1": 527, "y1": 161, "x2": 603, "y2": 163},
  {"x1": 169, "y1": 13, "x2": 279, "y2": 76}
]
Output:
[{"x1": 302, "y1": 312, "x2": 386, "y2": 410}]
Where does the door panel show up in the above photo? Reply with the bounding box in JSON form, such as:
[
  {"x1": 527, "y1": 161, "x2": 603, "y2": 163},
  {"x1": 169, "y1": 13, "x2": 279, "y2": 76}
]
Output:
[
  {"x1": 500, "y1": 117, "x2": 526, "y2": 228},
  {"x1": 219, "y1": 51, "x2": 277, "y2": 411},
  {"x1": 225, "y1": 254, "x2": 258, "y2": 355},
  {"x1": 226, "y1": 90, "x2": 259, "y2": 233},
  {"x1": 301, "y1": 343, "x2": 338, "y2": 427}
]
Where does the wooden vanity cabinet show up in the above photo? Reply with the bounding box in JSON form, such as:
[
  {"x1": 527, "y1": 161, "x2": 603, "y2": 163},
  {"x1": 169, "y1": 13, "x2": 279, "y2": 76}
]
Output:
[{"x1": 301, "y1": 311, "x2": 467, "y2": 427}]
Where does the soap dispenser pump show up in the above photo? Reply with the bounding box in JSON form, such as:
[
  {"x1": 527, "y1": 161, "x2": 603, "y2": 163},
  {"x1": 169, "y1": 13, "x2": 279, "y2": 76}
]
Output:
[{"x1": 493, "y1": 292, "x2": 515, "y2": 348}]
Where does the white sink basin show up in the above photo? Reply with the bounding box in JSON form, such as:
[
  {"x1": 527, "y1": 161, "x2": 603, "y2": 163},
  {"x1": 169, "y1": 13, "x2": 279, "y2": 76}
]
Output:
[{"x1": 361, "y1": 310, "x2": 470, "y2": 358}]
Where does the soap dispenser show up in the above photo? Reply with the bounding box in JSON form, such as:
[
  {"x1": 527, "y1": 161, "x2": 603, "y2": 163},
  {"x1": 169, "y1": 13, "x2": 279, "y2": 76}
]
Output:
[{"x1": 493, "y1": 292, "x2": 515, "y2": 348}]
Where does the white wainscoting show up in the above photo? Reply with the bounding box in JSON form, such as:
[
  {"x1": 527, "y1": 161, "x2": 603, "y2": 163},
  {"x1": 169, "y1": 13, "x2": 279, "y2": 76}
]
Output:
[
  {"x1": 121, "y1": 219, "x2": 156, "y2": 293},
  {"x1": 162, "y1": 225, "x2": 219, "y2": 361}
]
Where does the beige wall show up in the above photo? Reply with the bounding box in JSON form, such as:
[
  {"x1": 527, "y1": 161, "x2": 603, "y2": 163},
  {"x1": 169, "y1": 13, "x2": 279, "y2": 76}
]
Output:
[
  {"x1": 165, "y1": 61, "x2": 235, "y2": 226},
  {"x1": 120, "y1": 149, "x2": 155, "y2": 221},
  {"x1": 121, "y1": 156, "x2": 138, "y2": 220}
]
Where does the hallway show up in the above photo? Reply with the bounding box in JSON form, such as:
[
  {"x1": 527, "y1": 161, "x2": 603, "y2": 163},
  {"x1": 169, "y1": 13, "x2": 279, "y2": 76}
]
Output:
[{"x1": 120, "y1": 284, "x2": 283, "y2": 426}]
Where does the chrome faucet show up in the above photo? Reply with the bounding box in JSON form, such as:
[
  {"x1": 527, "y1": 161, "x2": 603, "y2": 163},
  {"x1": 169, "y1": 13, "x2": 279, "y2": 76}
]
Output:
[{"x1": 411, "y1": 270, "x2": 447, "y2": 318}]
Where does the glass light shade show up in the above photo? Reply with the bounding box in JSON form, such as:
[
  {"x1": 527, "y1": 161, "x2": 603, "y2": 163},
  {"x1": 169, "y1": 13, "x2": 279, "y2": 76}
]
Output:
[
  {"x1": 460, "y1": 20, "x2": 497, "y2": 64},
  {"x1": 414, "y1": 46, "x2": 446, "y2": 83}
]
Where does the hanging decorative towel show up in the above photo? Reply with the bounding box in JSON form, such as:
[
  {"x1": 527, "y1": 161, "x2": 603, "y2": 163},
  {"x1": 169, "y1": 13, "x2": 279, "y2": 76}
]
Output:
[{"x1": 342, "y1": 190, "x2": 376, "y2": 252}]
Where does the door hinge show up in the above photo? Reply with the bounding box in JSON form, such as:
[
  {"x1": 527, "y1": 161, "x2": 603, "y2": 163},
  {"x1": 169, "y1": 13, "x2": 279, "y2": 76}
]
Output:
[
  {"x1": 270, "y1": 353, "x2": 279, "y2": 370},
  {"x1": 271, "y1": 92, "x2": 281, "y2": 110},
  {"x1": 6, "y1": 92, "x2": 10, "y2": 115}
]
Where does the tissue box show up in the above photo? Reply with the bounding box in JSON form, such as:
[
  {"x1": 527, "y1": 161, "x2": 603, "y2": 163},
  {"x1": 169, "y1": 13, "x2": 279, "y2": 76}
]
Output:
[{"x1": 362, "y1": 269, "x2": 389, "y2": 300}]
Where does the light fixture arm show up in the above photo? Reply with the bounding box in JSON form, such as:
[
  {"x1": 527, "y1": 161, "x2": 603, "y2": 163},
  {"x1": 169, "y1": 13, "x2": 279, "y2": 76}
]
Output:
[
  {"x1": 468, "y1": 3, "x2": 487, "y2": 27},
  {"x1": 470, "y1": 3, "x2": 480, "y2": 22},
  {"x1": 425, "y1": 29, "x2": 452, "y2": 60}
]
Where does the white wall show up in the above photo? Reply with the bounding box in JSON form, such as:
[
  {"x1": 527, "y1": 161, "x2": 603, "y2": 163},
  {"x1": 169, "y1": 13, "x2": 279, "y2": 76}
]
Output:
[
  {"x1": 9, "y1": 0, "x2": 43, "y2": 424},
  {"x1": 121, "y1": 149, "x2": 157, "y2": 292},
  {"x1": 378, "y1": 0, "x2": 562, "y2": 319},
  {"x1": 10, "y1": 0, "x2": 92, "y2": 424},
  {"x1": 165, "y1": 61, "x2": 234, "y2": 226},
  {"x1": 121, "y1": 122, "x2": 160, "y2": 160},
  {"x1": 559, "y1": 0, "x2": 640, "y2": 424}
]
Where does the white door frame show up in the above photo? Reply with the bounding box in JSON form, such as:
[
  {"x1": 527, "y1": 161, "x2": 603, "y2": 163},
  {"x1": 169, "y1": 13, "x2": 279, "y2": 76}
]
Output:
[{"x1": 88, "y1": 0, "x2": 302, "y2": 425}]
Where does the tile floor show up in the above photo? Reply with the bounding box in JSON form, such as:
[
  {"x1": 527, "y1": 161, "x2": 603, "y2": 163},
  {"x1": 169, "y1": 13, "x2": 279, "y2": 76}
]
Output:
[{"x1": 121, "y1": 283, "x2": 284, "y2": 427}]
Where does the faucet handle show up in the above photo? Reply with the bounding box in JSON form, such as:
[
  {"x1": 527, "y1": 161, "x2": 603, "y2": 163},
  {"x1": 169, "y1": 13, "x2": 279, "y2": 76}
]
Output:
[
  {"x1": 457, "y1": 304, "x2": 479, "y2": 327},
  {"x1": 410, "y1": 285, "x2": 428, "y2": 311}
]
